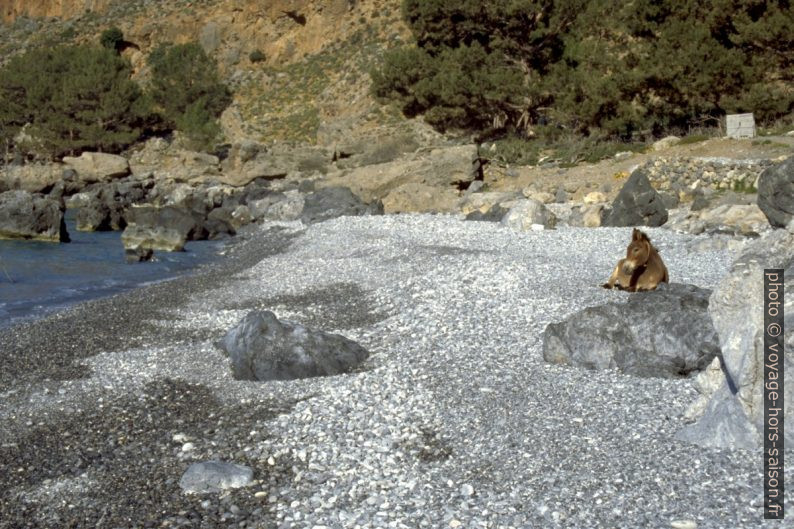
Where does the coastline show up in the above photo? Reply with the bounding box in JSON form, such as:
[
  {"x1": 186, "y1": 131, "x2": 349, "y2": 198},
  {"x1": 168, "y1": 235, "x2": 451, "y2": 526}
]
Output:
[{"x1": 0, "y1": 222, "x2": 300, "y2": 390}]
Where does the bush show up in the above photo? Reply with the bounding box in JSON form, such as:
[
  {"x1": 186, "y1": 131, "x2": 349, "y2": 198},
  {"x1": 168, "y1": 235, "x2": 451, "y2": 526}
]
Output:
[
  {"x1": 0, "y1": 44, "x2": 152, "y2": 160},
  {"x1": 100, "y1": 27, "x2": 124, "y2": 52},
  {"x1": 249, "y1": 50, "x2": 266, "y2": 63},
  {"x1": 148, "y1": 42, "x2": 232, "y2": 149}
]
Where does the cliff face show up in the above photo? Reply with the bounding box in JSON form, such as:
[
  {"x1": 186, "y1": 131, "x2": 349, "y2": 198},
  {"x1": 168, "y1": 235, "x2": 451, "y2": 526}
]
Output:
[
  {"x1": 1, "y1": 0, "x2": 110, "y2": 23},
  {"x1": 0, "y1": 0, "x2": 411, "y2": 145}
]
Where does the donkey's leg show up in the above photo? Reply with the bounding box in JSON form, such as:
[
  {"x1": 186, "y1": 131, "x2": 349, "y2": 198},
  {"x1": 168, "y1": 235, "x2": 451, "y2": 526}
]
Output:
[{"x1": 602, "y1": 261, "x2": 623, "y2": 289}]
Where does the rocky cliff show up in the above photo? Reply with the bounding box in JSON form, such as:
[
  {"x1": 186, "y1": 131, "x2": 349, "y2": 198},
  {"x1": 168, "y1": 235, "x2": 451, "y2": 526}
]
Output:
[{"x1": 1, "y1": 0, "x2": 110, "y2": 23}]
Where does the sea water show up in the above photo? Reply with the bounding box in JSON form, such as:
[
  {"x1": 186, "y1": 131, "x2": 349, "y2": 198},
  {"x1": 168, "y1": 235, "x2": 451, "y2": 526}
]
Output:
[{"x1": 0, "y1": 210, "x2": 227, "y2": 329}]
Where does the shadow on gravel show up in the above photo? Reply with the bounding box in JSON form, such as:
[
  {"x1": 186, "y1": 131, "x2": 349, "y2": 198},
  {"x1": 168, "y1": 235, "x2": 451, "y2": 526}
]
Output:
[
  {"x1": 226, "y1": 282, "x2": 390, "y2": 331},
  {"x1": 0, "y1": 228, "x2": 299, "y2": 390},
  {"x1": 0, "y1": 378, "x2": 298, "y2": 529}
]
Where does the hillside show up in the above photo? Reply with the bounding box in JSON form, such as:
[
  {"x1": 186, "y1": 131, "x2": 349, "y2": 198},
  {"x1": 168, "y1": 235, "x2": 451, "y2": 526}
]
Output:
[{"x1": 0, "y1": 0, "x2": 413, "y2": 145}]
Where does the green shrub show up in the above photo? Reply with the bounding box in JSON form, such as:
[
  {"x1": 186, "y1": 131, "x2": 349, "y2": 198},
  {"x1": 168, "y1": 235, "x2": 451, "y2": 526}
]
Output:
[
  {"x1": 100, "y1": 27, "x2": 124, "y2": 52},
  {"x1": 147, "y1": 42, "x2": 232, "y2": 149},
  {"x1": 249, "y1": 50, "x2": 266, "y2": 63},
  {"x1": 0, "y1": 44, "x2": 152, "y2": 159}
]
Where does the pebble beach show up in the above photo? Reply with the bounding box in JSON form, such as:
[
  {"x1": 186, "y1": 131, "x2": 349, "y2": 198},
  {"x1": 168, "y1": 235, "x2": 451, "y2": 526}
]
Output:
[{"x1": 1, "y1": 214, "x2": 790, "y2": 529}]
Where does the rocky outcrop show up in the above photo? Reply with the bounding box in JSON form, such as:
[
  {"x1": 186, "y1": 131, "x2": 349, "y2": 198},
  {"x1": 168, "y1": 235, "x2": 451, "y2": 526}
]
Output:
[
  {"x1": 543, "y1": 283, "x2": 719, "y2": 378},
  {"x1": 318, "y1": 144, "x2": 481, "y2": 207},
  {"x1": 218, "y1": 310, "x2": 370, "y2": 382},
  {"x1": 121, "y1": 205, "x2": 203, "y2": 252},
  {"x1": 0, "y1": 163, "x2": 63, "y2": 194},
  {"x1": 677, "y1": 229, "x2": 794, "y2": 450},
  {"x1": 0, "y1": 190, "x2": 69, "y2": 242},
  {"x1": 757, "y1": 155, "x2": 794, "y2": 228},
  {"x1": 602, "y1": 168, "x2": 668, "y2": 227},
  {"x1": 62, "y1": 152, "x2": 131, "y2": 185},
  {"x1": 300, "y1": 186, "x2": 383, "y2": 224},
  {"x1": 664, "y1": 203, "x2": 769, "y2": 236},
  {"x1": 219, "y1": 141, "x2": 331, "y2": 187},
  {"x1": 381, "y1": 182, "x2": 460, "y2": 214},
  {"x1": 0, "y1": 0, "x2": 109, "y2": 23},
  {"x1": 73, "y1": 180, "x2": 151, "y2": 232}
]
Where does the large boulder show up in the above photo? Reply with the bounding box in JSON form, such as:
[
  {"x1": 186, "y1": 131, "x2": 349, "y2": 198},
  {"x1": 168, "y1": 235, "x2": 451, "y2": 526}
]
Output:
[
  {"x1": 0, "y1": 190, "x2": 69, "y2": 242},
  {"x1": 72, "y1": 179, "x2": 153, "y2": 232},
  {"x1": 121, "y1": 205, "x2": 203, "y2": 252},
  {"x1": 543, "y1": 283, "x2": 719, "y2": 378},
  {"x1": 677, "y1": 228, "x2": 794, "y2": 450},
  {"x1": 757, "y1": 155, "x2": 794, "y2": 228},
  {"x1": 218, "y1": 310, "x2": 370, "y2": 381},
  {"x1": 62, "y1": 152, "x2": 130, "y2": 184},
  {"x1": 501, "y1": 198, "x2": 557, "y2": 230},
  {"x1": 300, "y1": 186, "x2": 383, "y2": 224},
  {"x1": 602, "y1": 168, "x2": 668, "y2": 227}
]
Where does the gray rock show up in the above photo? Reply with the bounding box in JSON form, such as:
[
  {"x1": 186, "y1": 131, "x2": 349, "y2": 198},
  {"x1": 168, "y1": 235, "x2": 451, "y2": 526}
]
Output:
[
  {"x1": 602, "y1": 169, "x2": 668, "y2": 227},
  {"x1": 501, "y1": 199, "x2": 557, "y2": 231},
  {"x1": 0, "y1": 190, "x2": 69, "y2": 242},
  {"x1": 179, "y1": 461, "x2": 253, "y2": 494},
  {"x1": 219, "y1": 310, "x2": 370, "y2": 381},
  {"x1": 757, "y1": 155, "x2": 794, "y2": 228},
  {"x1": 121, "y1": 205, "x2": 204, "y2": 252},
  {"x1": 676, "y1": 228, "x2": 794, "y2": 450},
  {"x1": 543, "y1": 283, "x2": 719, "y2": 378},
  {"x1": 554, "y1": 186, "x2": 567, "y2": 204},
  {"x1": 465, "y1": 204, "x2": 508, "y2": 222},
  {"x1": 301, "y1": 187, "x2": 383, "y2": 225}
]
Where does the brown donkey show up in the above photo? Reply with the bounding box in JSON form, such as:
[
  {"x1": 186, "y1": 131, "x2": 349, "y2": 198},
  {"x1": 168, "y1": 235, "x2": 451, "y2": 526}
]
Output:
[{"x1": 602, "y1": 228, "x2": 669, "y2": 292}]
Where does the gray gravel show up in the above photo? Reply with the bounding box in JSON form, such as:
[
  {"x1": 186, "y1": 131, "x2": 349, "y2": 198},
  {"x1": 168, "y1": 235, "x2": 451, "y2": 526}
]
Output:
[{"x1": 1, "y1": 214, "x2": 790, "y2": 528}]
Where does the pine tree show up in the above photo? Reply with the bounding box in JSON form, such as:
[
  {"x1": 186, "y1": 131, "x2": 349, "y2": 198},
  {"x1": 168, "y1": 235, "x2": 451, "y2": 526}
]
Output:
[
  {"x1": 147, "y1": 42, "x2": 232, "y2": 148},
  {"x1": 0, "y1": 45, "x2": 152, "y2": 159}
]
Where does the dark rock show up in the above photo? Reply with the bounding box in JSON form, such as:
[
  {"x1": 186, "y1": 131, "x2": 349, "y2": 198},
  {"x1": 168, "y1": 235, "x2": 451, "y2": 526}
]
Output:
[
  {"x1": 179, "y1": 461, "x2": 254, "y2": 494},
  {"x1": 300, "y1": 186, "x2": 383, "y2": 225},
  {"x1": 757, "y1": 155, "x2": 794, "y2": 228},
  {"x1": 690, "y1": 194, "x2": 710, "y2": 212},
  {"x1": 0, "y1": 190, "x2": 70, "y2": 242},
  {"x1": 207, "y1": 206, "x2": 250, "y2": 232},
  {"x1": 602, "y1": 168, "x2": 668, "y2": 227},
  {"x1": 218, "y1": 310, "x2": 370, "y2": 381},
  {"x1": 465, "y1": 204, "x2": 509, "y2": 222},
  {"x1": 125, "y1": 246, "x2": 154, "y2": 263},
  {"x1": 298, "y1": 179, "x2": 316, "y2": 193},
  {"x1": 542, "y1": 283, "x2": 718, "y2": 378},
  {"x1": 241, "y1": 182, "x2": 273, "y2": 205}
]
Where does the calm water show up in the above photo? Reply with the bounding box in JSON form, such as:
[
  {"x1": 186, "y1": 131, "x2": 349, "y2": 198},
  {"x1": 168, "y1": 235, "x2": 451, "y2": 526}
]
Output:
[{"x1": 0, "y1": 210, "x2": 227, "y2": 329}]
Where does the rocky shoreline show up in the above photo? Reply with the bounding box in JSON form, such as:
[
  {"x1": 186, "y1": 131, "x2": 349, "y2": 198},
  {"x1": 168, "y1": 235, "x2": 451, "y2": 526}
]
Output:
[{"x1": 2, "y1": 137, "x2": 791, "y2": 261}]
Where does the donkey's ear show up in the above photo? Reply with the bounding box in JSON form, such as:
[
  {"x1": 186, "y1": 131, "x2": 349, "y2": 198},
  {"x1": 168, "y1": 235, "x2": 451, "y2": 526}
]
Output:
[{"x1": 632, "y1": 228, "x2": 641, "y2": 240}]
